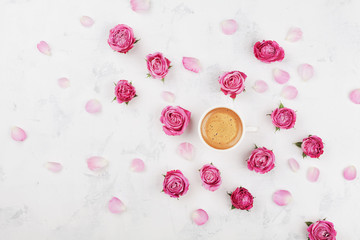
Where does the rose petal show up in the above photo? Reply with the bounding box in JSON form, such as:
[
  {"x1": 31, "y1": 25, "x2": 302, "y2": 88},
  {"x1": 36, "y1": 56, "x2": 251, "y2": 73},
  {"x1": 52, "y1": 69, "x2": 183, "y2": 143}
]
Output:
[
  {"x1": 272, "y1": 190, "x2": 292, "y2": 206},
  {"x1": 161, "y1": 91, "x2": 175, "y2": 102},
  {"x1": 44, "y1": 162, "x2": 63, "y2": 173},
  {"x1": 192, "y1": 209, "x2": 208, "y2": 225},
  {"x1": 252, "y1": 80, "x2": 268, "y2": 93},
  {"x1": 87, "y1": 156, "x2": 108, "y2": 171},
  {"x1": 221, "y1": 19, "x2": 238, "y2": 35},
  {"x1": 182, "y1": 57, "x2": 201, "y2": 73},
  {"x1": 273, "y1": 68, "x2": 290, "y2": 84},
  {"x1": 58, "y1": 77, "x2": 70, "y2": 88},
  {"x1": 281, "y1": 85, "x2": 298, "y2": 100},
  {"x1": 37, "y1": 41, "x2": 51, "y2": 56},
  {"x1": 349, "y1": 89, "x2": 360, "y2": 104},
  {"x1": 307, "y1": 167, "x2": 320, "y2": 182},
  {"x1": 108, "y1": 197, "x2": 126, "y2": 214},
  {"x1": 131, "y1": 158, "x2": 145, "y2": 172},
  {"x1": 343, "y1": 165, "x2": 357, "y2": 181},
  {"x1": 85, "y1": 99, "x2": 102, "y2": 114},
  {"x1": 11, "y1": 126, "x2": 27, "y2": 141},
  {"x1": 130, "y1": 0, "x2": 150, "y2": 13},
  {"x1": 285, "y1": 27, "x2": 303, "y2": 42},
  {"x1": 288, "y1": 158, "x2": 300, "y2": 172},
  {"x1": 80, "y1": 16, "x2": 94, "y2": 27},
  {"x1": 177, "y1": 142, "x2": 194, "y2": 160},
  {"x1": 298, "y1": 64, "x2": 314, "y2": 81}
]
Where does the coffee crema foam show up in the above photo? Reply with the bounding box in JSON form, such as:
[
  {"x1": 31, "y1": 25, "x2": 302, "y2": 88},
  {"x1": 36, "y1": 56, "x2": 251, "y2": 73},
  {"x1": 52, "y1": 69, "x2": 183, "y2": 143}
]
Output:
[{"x1": 200, "y1": 107, "x2": 243, "y2": 150}]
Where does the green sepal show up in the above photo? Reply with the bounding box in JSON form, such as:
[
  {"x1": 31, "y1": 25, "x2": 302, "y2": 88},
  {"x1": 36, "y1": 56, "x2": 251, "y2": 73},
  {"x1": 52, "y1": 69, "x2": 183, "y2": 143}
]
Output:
[
  {"x1": 134, "y1": 94, "x2": 138, "y2": 97},
  {"x1": 161, "y1": 78, "x2": 165, "y2": 82},
  {"x1": 305, "y1": 221, "x2": 313, "y2": 227},
  {"x1": 125, "y1": 102, "x2": 129, "y2": 105},
  {"x1": 279, "y1": 102, "x2": 284, "y2": 109},
  {"x1": 112, "y1": 96, "x2": 116, "y2": 102},
  {"x1": 146, "y1": 73, "x2": 151, "y2": 78},
  {"x1": 134, "y1": 39, "x2": 140, "y2": 44},
  {"x1": 231, "y1": 205, "x2": 236, "y2": 210},
  {"x1": 275, "y1": 127, "x2": 280, "y2": 132},
  {"x1": 254, "y1": 144, "x2": 258, "y2": 149},
  {"x1": 294, "y1": 142, "x2": 302, "y2": 148},
  {"x1": 302, "y1": 152, "x2": 307, "y2": 158}
]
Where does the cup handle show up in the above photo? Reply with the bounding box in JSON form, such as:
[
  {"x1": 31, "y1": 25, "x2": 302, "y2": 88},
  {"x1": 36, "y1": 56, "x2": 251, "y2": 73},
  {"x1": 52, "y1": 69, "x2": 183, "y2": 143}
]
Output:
[{"x1": 245, "y1": 126, "x2": 258, "y2": 133}]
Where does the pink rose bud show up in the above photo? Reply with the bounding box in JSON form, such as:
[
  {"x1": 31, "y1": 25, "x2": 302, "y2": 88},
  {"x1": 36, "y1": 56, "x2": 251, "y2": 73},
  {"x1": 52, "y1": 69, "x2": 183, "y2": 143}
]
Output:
[
  {"x1": 307, "y1": 220, "x2": 337, "y2": 240},
  {"x1": 114, "y1": 80, "x2": 137, "y2": 104},
  {"x1": 229, "y1": 187, "x2": 254, "y2": 210},
  {"x1": 199, "y1": 164, "x2": 222, "y2": 192},
  {"x1": 108, "y1": 24, "x2": 137, "y2": 54},
  {"x1": 296, "y1": 135, "x2": 324, "y2": 158},
  {"x1": 270, "y1": 103, "x2": 296, "y2": 130},
  {"x1": 247, "y1": 146, "x2": 275, "y2": 174},
  {"x1": 253, "y1": 40, "x2": 285, "y2": 63},
  {"x1": 146, "y1": 52, "x2": 171, "y2": 81},
  {"x1": 160, "y1": 106, "x2": 191, "y2": 136},
  {"x1": 162, "y1": 170, "x2": 189, "y2": 198},
  {"x1": 218, "y1": 71, "x2": 247, "y2": 99}
]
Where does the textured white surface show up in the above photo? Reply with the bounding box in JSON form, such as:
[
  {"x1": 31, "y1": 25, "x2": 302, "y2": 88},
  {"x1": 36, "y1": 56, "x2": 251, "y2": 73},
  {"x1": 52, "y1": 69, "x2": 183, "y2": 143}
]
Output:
[{"x1": 0, "y1": 0, "x2": 360, "y2": 239}]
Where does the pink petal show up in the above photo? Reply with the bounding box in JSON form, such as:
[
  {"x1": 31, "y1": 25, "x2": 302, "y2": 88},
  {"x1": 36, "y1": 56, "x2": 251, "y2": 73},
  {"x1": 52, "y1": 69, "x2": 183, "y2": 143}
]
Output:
[
  {"x1": 343, "y1": 165, "x2": 357, "y2": 181},
  {"x1": 85, "y1": 99, "x2": 102, "y2": 114},
  {"x1": 272, "y1": 190, "x2": 292, "y2": 206},
  {"x1": 285, "y1": 27, "x2": 303, "y2": 42},
  {"x1": 307, "y1": 167, "x2": 320, "y2": 182},
  {"x1": 130, "y1": 0, "x2": 150, "y2": 13},
  {"x1": 131, "y1": 158, "x2": 145, "y2": 172},
  {"x1": 281, "y1": 85, "x2": 298, "y2": 100},
  {"x1": 58, "y1": 77, "x2": 70, "y2": 88},
  {"x1": 288, "y1": 158, "x2": 300, "y2": 172},
  {"x1": 80, "y1": 16, "x2": 94, "y2": 27},
  {"x1": 192, "y1": 209, "x2": 208, "y2": 225},
  {"x1": 221, "y1": 19, "x2": 238, "y2": 35},
  {"x1": 273, "y1": 68, "x2": 290, "y2": 84},
  {"x1": 161, "y1": 91, "x2": 175, "y2": 102},
  {"x1": 108, "y1": 197, "x2": 126, "y2": 214},
  {"x1": 182, "y1": 57, "x2": 201, "y2": 73},
  {"x1": 252, "y1": 80, "x2": 268, "y2": 93},
  {"x1": 177, "y1": 142, "x2": 194, "y2": 160},
  {"x1": 298, "y1": 64, "x2": 314, "y2": 81},
  {"x1": 349, "y1": 89, "x2": 360, "y2": 104},
  {"x1": 37, "y1": 41, "x2": 51, "y2": 56},
  {"x1": 11, "y1": 126, "x2": 27, "y2": 141},
  {"x1": 87, "y1": 156, "x2": 108, "y2": 171},
  {"x1": 44, "y1": 162, "x2": 63, "y2": 173}
]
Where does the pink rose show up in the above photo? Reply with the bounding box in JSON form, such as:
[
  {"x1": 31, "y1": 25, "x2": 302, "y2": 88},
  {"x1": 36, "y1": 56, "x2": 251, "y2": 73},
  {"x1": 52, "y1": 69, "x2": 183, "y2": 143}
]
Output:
[
  {"x1": 253, "y1": 40, "x2": 285, "y2": 63},
  {"x1": 247, "y1": 146, "x2": 275, "y2": 174},
  {"x1": 199, "y1": 164, "x2": 222, "y2": 191},
  {"x1": 146, "y1": 52, "x2": 171, "y2": 81},
  {"x1": 270, "y1": 103, "x2": 296, "y2": 130},
  {"x1": 163, "y1": 170, "x2": 189, "y2": 198},
  {"x1": 307, "y1": 220, "x2": 337, "y2": 240},
  {"x1": 108, "y1": 24, "x2": 137, "y2": 53},
  {"x1": 160, "y1": 106, "x2": 191, "y2": 136},
  {"x1": 296, "y1": 135, "x2": 324, "y2": 158},
  {"x1": 219, "y1": 71, "x2": 247, "y2": 99},
  {"x1": 114, "y1": 80, "x2": 137, "y2": 104},
  {"x1": 229, "y1": 187, "x2": 254, "y2": 210}
]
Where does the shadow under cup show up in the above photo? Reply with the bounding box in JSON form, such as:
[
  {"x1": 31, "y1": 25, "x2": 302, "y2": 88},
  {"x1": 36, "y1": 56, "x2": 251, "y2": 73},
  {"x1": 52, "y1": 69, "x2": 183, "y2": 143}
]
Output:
[{"x1": 200, "y1": 107, "x2": 243, "y2": 150}]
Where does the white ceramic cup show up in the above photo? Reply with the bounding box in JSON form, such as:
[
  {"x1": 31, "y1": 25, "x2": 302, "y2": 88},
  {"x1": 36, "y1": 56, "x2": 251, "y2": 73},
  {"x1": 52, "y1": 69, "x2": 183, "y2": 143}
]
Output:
[{"x1": 198, "y1": 106, "x2": 258, "y2": 151}]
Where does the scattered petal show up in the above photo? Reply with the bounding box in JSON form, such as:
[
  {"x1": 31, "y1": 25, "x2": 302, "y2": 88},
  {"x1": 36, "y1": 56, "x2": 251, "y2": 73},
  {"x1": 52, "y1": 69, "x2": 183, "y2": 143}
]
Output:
[
  {"x1": 288, "y1": 158, "x2": 300, "y2": 172},
  {"x1": 273, "y1": 68, "x2": 290, "y2": 84},
  {"x1": 44, "y1": 162, "x2": 63, "y2": 173},
  {"x1": 177, "y1": 142, "x2": 194, "y2": 160},
  {"x1": 307, "y1": 167, "x2": 320, "y2": 182},
  {"x1": 343, "y1": 165, "x2": 357, "y2": 181},
  {"x1": 80, "y1": 16, "x2": 94, "y2": 27},
  {"x1": 285, "y1": 27, "x2": 303, "y2": 42},
  {"x1": 221, "y1": 19, "x2": 238, "y2": 35},
  {"x1": 252, "y1": 80, "x2": 268, "y2": 93},
  {"x1": 85, "y1": 99, "x2": 102, "y2": 114},
  {"x1": 161, "y1": 91, "x2": 175, "y2": 103},
  {"x1": 11, "y1": 126, "x2": 27, "y2": 141},
  {"x1": 281, "y1": 85, "x2": 298, "y2": 100},
  {"x1": 273, "y1": 190, "x2": 292, "y2": 206},
  {"x1": 37, "y1": 41, "x2": 51, "y2": 56},
  {"x1": 58, "y1": 77, "x2": 70, "y2": 88},
  {"x1": 108, "y1": 197, "x2": 126, "y2": 214},
  {"x1": 131, "y1": 158, "x2": 145, "y2": 172},
  {"x1": 192, "y1": 209, "x2": 208, "y2": 225},
  {"x1": 130, "y1": 0, "x2": 150, "y2": 13},
  {"x1": 349, "y1": 89, "x2": 360, "y2": 104},
  {"x1": 182, "y1": 57, "x2": 201, "y2": 73},
  {"x1": 298, "y1": 64, "x2": 314, "y2": 81},
  {"x1": 87, "y1": 156, "x2": 108, "y2": 171}
]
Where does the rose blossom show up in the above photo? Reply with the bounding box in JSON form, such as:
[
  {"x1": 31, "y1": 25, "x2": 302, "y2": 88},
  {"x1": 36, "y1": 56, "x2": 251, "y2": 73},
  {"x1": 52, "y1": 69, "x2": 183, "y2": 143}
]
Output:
[
  {"x1": 199, "y1": 164, "x2": 222, "y2": 191},
  {"x1": 163, "y1": 170, "x2": 189, "y2": 198},
  {"x1": 247, "y1": 146, "x2": 275, "y2": 174},
  {"x1": 270, "y1": 103, "x2": 296, "y2": 130},
  {"x1": 253, "y1": 40, "x2": 285, "y2": 63},
  {"x1": 218, "y1": 71, "x2": 247, "y2": 99},
  {"x1": 307, "y1": 220, "x2": 337, "y2": 240},
  {"x1": 160, "y1": 106, "x2": 191, "y2": 136},
  {"x1": 114, "y1": 80, "x2": 137, "y2": 104},
  {"x1": 108, "y1": 24, "x2": 137, "y2": 53},
  {"x1": 146, "y1": 52, "x2": 171, "y2": 80},
  {"x1": 300, "y1": 135, "x2": 324, "y2": 158},
  {"x1": 230, "y1": 187, "x2": 254, "y2": 210}
]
